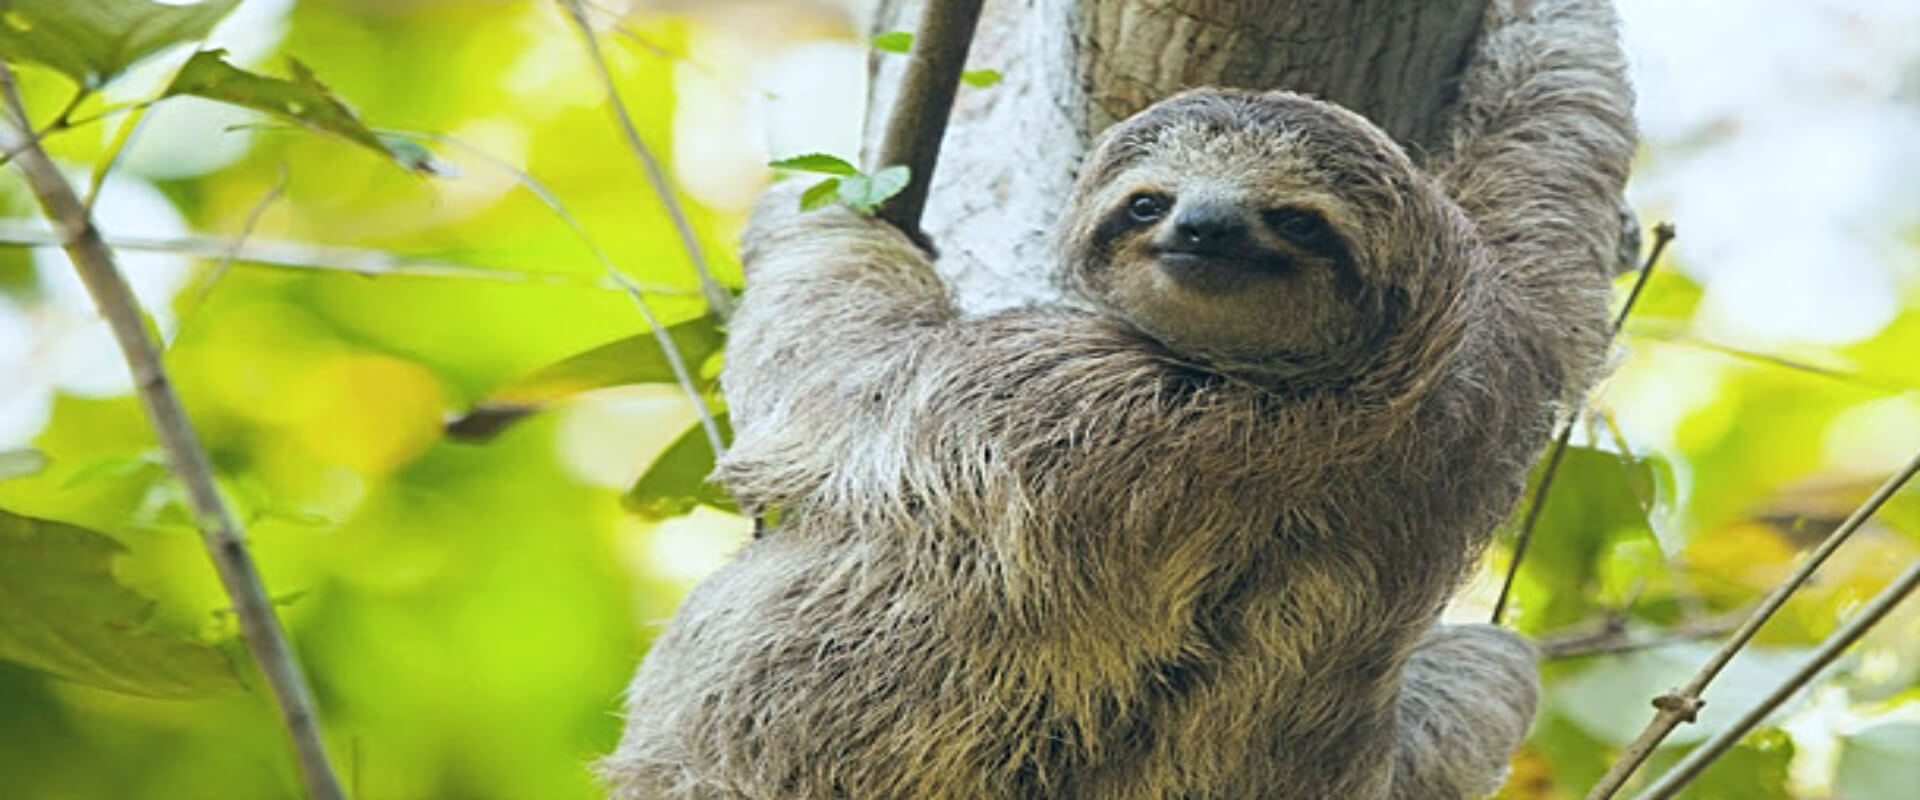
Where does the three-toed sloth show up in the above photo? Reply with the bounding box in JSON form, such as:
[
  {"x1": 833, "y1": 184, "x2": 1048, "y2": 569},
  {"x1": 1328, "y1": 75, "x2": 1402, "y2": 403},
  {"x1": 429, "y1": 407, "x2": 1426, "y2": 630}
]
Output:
[{"x1": 602, "y1": 0, "x2": 1635, "y2": 797}]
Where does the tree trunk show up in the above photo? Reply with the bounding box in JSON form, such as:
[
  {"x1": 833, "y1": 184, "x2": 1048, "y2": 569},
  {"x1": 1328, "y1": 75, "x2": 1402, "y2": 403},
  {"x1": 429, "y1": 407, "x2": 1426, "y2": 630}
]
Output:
[{"x1": 862, "y1": 0, "x2": 1488, "y2": 313}]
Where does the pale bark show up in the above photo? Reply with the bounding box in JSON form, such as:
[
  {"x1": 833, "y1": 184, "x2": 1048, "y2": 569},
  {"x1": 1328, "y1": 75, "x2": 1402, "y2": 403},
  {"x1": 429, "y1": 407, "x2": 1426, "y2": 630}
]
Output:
[{"x1": 862, "y1": 0, "x2": 1488, "y2": 313}]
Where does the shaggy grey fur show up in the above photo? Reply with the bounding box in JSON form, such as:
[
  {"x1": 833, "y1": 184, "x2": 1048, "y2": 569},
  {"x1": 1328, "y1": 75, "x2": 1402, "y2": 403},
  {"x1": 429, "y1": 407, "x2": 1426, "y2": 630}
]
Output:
[{"x1": 601, "y1": 0, "x2": 1634, "y2": 797}]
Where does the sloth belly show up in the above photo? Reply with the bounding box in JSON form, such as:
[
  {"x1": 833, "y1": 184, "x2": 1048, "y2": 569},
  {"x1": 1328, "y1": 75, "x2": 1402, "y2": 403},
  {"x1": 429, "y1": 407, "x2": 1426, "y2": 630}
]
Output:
[{"x1": 610, "y1": 523, "x2": 1419, "y2": 800}]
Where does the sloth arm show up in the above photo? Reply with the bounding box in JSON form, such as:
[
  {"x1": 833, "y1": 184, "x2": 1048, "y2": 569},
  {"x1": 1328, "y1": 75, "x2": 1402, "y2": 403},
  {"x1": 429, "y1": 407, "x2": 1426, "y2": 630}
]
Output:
[
  {"x1": 1392, "y1": 2, "x2": 1635, "y2": 797},
  {"x1": 1387, "y1": 624, "x2": 1541, "y2": 800},
  {"x1": 714, "y1": 195, "x2": 965, "y2": 514},
  {"x1": 1436, "y1": 0, "x2": 1636, "y2": 408}
]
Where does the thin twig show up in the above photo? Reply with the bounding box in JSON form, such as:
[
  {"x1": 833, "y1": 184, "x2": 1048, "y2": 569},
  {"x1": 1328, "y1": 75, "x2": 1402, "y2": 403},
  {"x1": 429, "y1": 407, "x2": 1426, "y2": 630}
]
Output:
[
  {"x1": 873, "y1": 0, "x2": 986, "y2": 240},
  {"x1": 1584, "y1": 447, "x2": 1920, "y2": 800},
  {"x1": 1492, "y1": 222, "x2": 1676, "y2": 624},
  {"x1": 1627, "y1": 326, "x2": 1894, "y2": 390},
  {"x1": 556, "y1": 0, "x2": 733, "y2": 320},
  {"x1": 1612, "y1": 223, "x2": 1671, "y2": 331},
  {"x1": 175, "y1": 168, "x2": 287, "y2": 342},
  {"x1": 1538, "y1": 614, "x2": 1741, "y2": 660},
  {"x1": 45, "y1": 85, "x2": 89, "y2": 128},
  {"x1": 391, "y1": 129, "x2": 727, "y2": 459},
  {"x1": 0, "y1": 121, "x2": 57, "y2": 167},
  {"x1": 0, "y1": 222, "x2": 692, "y2": 291},
  {"x1": 0, "y1": 63, "x2": 348, "y2": 800},
  {"x1": 0, "y1": 87, "x2": 89, "y2": 168},
  {"x1": 56, "y1": 99, "x2": 149, "y2": 130},
  {"x1": 576, "y1": 0, "x2": 756, "y2": 99},
  {"x1": 1630, "y1": 552, "x2": 1920, "y2": 799},
  {"x1": 1489, "y1": 425, "x2": 1576, "y2": 624},
  {"x1": 84, "y1": 98, "x2": 154, "y2": 213},
  {"x1": 0, "y1": 100, "x2": 166, "y2": 170},
  {"x1": 89, "y1": 35, "x2": 228, "y2": 212},
  {"x1": 1596, "y1": 409, "x2": 1661, "y2": 525}
]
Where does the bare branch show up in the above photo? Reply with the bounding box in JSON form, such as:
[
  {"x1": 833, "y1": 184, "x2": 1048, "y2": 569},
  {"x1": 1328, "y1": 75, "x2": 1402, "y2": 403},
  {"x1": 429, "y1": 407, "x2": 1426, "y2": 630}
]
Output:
[
  {"x1": 577, "y1": 0, "x2": 756, "y2": 100},
  {"x1": 176, "y1": 167, "x2": 287, "y2": 341},
  {"x1": 874, "y1": 0, "x2": 985, "y2": 241},
  {"x1": 1628, "y1": 326, "x2": 1898, "y2": 390},
  {"x1": 0, "y1": 222, "x2": 693, "y2": 293},
  {"x1": 0, "y1": 87, "x2": 89, "y2": 168},
  {"x1": 0, "y1": 63, "x2": 348, "y2": 800},
  {"x1": 555, "y1": 0, "x2": 733, "y2": 320},
  {"x1": 1492, "y1": 222, "x2": 1676, "y2": 625},
  {"x1": 1585, "y1": 447, "x2": 1920, "y2": 800},
  {"x1": 1489, "y1": 424, "x2": 1578, "y2": 625},
  {"x1": 1632, "y1": 552, "x2": 1920, "y2": 799},
  {"x1": 1538, "y1": 614, "x2": 1742, "y2": 661}
]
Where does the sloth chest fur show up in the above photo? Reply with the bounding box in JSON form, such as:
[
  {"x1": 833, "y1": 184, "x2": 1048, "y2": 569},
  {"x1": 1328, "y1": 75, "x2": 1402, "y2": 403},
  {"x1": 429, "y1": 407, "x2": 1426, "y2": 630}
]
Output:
[{"x1": 633, "y1": 513, "x2": 1418, "y2": 798}]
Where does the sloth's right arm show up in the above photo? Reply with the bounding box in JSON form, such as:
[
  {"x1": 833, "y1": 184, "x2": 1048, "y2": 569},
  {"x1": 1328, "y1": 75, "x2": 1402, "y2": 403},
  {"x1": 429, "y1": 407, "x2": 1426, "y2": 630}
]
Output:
[
  {"x1": 1437, "y1": 0, "x2": 1637, "y2": 410},
  {"x1": 724, "y1": 196, "x2": 954, "y2": 421},
  {"x1": 714, "y1": 195, "x2": 960, "y2": 512}
]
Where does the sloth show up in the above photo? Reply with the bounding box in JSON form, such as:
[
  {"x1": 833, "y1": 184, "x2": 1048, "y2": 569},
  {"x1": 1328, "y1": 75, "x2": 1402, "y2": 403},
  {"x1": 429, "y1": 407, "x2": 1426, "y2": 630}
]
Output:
[{"x1": 601, "y1": 0, "x2": 1634, "y2": 797}]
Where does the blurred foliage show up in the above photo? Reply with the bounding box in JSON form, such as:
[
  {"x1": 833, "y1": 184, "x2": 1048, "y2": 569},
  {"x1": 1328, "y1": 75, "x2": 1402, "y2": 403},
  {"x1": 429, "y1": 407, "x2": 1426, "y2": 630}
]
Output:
[
  {"x1": 0, "y1": 0, "x2": 238, "y2": 89},
  {"x1": 0, "y1": 1, "x2": 731, "y2": 798},
  {"x1": 0, "y1": 1, "x2": 1914, "y2": 799}
]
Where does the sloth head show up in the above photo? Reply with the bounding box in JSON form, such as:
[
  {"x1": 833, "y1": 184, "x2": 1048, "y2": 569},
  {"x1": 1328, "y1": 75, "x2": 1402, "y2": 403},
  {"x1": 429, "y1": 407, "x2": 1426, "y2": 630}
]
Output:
[{"x1": 1061, "y1": 89, "x2": 1460, "y2": 384}]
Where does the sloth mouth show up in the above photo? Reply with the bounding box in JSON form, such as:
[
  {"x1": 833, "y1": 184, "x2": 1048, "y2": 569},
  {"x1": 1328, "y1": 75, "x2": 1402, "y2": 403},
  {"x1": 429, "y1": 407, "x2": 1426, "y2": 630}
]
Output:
[{"x1": 1154, "y1": 247, "x2": 1294, "y2": 291}]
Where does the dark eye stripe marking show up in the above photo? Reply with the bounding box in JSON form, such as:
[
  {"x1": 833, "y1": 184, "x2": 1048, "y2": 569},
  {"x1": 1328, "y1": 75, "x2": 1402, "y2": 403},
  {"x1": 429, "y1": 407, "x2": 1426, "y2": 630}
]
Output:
[
  {"x1": 1261, "y1": 207, "x2": 1336, "y2": 250},
  {"x1": 1261, "y1": 206, "x2": 1364, "y2": 301}
]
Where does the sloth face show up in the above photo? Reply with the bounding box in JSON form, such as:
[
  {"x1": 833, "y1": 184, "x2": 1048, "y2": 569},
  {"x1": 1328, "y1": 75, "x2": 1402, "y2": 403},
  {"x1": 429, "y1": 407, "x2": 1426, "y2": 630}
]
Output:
[
  {"x1": 1061, "y1": 89, "x2": 1431, "y2": 382},
  {"x1": 1111, "y1": 190, "x2": 1355, "y2": 298}
]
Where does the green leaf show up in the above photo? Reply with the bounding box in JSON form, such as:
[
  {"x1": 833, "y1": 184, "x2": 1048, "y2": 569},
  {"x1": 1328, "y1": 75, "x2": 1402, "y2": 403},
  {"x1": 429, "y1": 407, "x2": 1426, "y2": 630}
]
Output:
[
  {"x1": 60, "y1": 452, "x2": 163, "y2": 489},
  {"x1": 837, "y1": 164, "x2": 911, "y2": 213},
  {"x1": 0, "y1": 0, "x2": 239, "y2": 89},
  {"x1": 768, "y1": 153, "x2": 858, "y2": 176},
  {"x1": 872, "y1": 31, "x2": 913, "y2": 54},
  {"x1": 1837, "y1": 721, "x2": 1920, "y2": 799},
  {"x1": 0, "y1": 509, "x2": 240, "y2": 698},
  {"x1": 798, "y1": 177, "x2": 841, "y2": 211},
  {"x1": 0, "y1": 449, "x2": 47, "y2": 481},
  {"x1": 163, "y1": 50, "x2": 445, "y2": 175},
  {"x1": 961, "y1": 69, "x2": 1003, "y2": 88},
  {"x1": 1646, "y1": 729, "x2": 1795, "y2": 800},
  {"x1": 1504, "y1": 444, "x2": 1668, "y2": 630},
  {"x1": 624, "y1": 416, "x2": 735, "y2": 519},
  {"x1": 446, "y1": 317, "x2": 726, "y2": 441}
]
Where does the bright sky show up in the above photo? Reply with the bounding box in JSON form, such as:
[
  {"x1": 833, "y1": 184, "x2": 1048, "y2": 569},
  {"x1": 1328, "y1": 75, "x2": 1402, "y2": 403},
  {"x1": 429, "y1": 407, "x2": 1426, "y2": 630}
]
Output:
[{"x1": 1619, "y1": 0, "x2": 1920, "y2": 345}]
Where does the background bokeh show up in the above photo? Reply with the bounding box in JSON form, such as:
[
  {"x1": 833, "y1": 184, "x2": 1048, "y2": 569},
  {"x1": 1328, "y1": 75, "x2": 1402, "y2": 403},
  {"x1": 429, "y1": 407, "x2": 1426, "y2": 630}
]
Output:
[{"x1": 0, "y1": 1, "x2": 1914, "y2": 798}]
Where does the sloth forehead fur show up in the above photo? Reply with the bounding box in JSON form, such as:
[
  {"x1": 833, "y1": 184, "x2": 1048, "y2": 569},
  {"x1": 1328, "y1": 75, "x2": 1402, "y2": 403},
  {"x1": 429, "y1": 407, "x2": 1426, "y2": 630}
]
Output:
[{"x1": 1060, "y1": 89, "x2": 1452, "y2": 383}]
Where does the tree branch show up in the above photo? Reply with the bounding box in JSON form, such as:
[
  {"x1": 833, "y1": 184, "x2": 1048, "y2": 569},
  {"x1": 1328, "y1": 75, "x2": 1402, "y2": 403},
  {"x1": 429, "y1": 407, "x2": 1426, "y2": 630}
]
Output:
[
  {"x1": 0, "y1": 223, "x2": 692, "y2": 292},
  {"x1": 0, "y1": 87, "x2": 87, "y2": 168},
  {"x1": 1538, "y1": 614, "x2": 1741, "y2": 661},
  {"x1": 0, "y1": 64, "x2": 348, "y2": 800},
  {"x1": 556, "y1": 0, "x2": 733, "y2": 320},
  {"x1": 1632, "y1": 551, "x2": 1920, "y2": 799},
  {"x1": 176, "y1": 168, "x2": 287, "y2": 340},
  {"x1": 1626, "y1": 325, "x2": 1896, "y2": 390},
  {"x1": 1585, "y1": 446, "x2": 1920, "y2": 800},
  {"x1": 873, "y1": 0, "x2": 984, "y2": 242}
]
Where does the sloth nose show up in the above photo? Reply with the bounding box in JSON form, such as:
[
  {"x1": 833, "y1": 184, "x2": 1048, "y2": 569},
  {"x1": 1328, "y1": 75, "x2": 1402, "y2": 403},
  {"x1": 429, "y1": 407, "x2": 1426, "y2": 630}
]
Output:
[{"x1": 1173, "y1": 202, "x2": 1249, "y2": 248}]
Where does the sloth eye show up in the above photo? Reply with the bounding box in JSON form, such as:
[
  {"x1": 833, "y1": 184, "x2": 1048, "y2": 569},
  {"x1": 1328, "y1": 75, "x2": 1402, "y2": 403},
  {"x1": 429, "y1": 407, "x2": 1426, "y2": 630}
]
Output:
[
  {"x1": 1127, "y1": 193, "x2": 1170, "y2": 223},
  {"x1": 1263, "y1": 207, "x2": 1334, "y2": 246}
]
